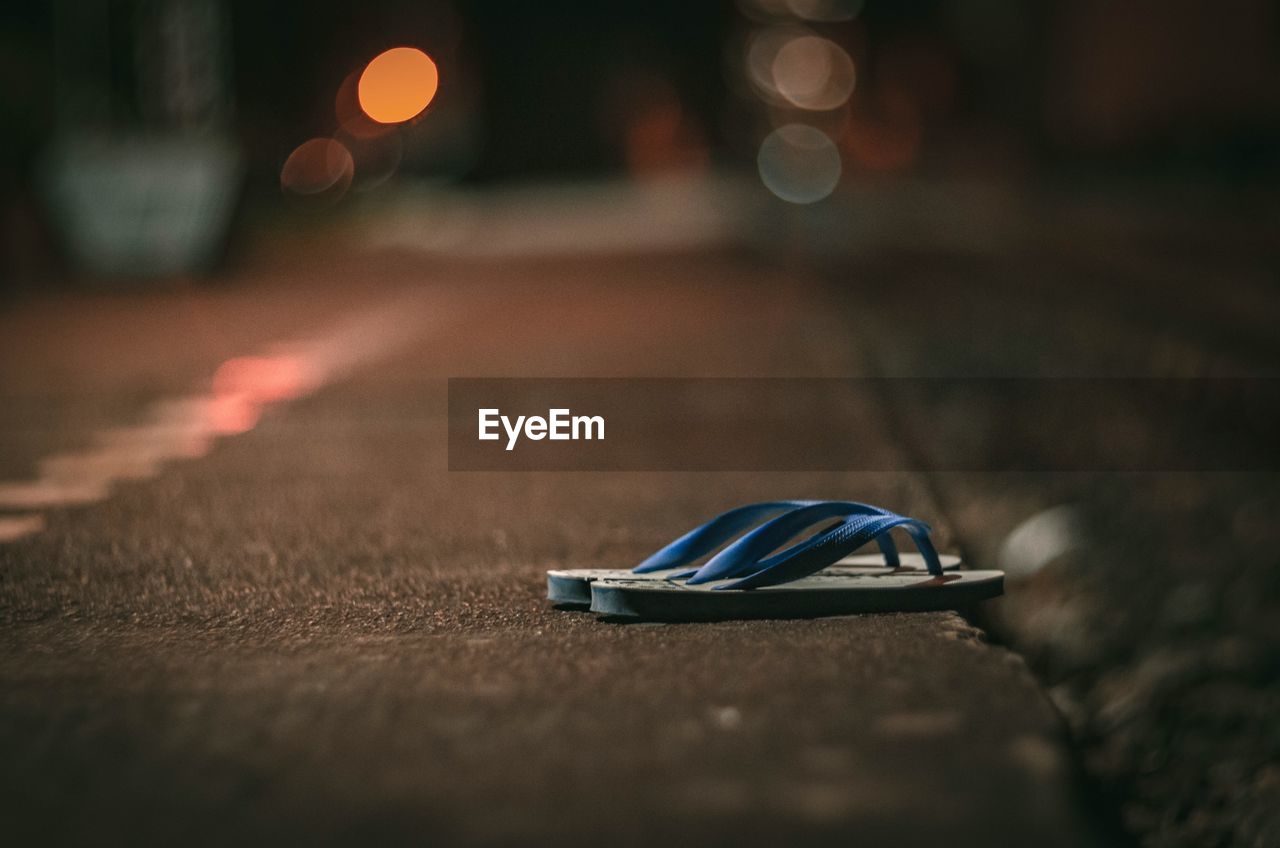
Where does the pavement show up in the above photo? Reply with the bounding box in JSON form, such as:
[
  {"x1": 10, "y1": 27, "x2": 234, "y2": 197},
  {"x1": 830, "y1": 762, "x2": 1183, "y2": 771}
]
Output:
[{"x1": 2, "y1": 243, "x2": 1120, "y2": 845}]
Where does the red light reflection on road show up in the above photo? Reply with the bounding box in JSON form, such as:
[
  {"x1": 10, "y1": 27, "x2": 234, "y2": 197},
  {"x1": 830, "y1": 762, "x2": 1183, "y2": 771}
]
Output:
[
  {"x1": 0, "y1": 296, "x2": 431, "y2": 543},
  {"x1": 205, "y1": 354, "x2": 313, "y2": 435},
  {"x1": 213, "y1": 355, "x2": 314, "y2": 404},
  {"x1": 0, "y1": 357, "x2": 307, "y2": 511}
]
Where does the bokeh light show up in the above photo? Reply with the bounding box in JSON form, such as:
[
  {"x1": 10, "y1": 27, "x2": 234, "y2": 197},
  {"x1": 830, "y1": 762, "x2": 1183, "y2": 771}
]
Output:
[
  {"x1": 757, "y1": 123, "x2": 842, "y2": 204},
  {"x1": 335, "y1": 69, "x2": 396, "y2": 140},
  {"x1": 746, "y1": 26, "x2": 813, "y2": 105},
  {"x1": 358, "y1": 47, "x2": 439, "y2": 124},
  {"x1": 280, "y1": 138, "x2": 355, "y2": 205},
  {"x1": 337, "y1": 127, "x2": 404, "y2": 192},
  {"x1": 771, "y1": 36, "x2": 856, "y2": 111}
]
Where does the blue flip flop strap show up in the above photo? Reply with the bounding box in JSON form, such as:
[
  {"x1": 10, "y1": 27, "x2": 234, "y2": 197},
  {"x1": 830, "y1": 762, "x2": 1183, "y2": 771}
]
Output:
[
  {"x1": 632, "y1": 500, "x2": 821, "y2": 574},
  {"x1": 717, "y1": 513, "x2": 942, "y2": 590},
  {"x1": 686, "y1": 501, "x2": 902, "y2": 584}
]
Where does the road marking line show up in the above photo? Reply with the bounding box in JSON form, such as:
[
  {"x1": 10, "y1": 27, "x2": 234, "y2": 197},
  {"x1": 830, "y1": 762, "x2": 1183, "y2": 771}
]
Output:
[
  {"x1": 0, "y1": 514, "x2": 44, "y2": 542},
  {"x1": 0, "y1": 291, "x2": 438, "y2": 542}
]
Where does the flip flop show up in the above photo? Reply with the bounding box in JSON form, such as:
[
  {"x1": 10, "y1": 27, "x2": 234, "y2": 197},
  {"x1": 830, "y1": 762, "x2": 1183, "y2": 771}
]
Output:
[
  {"x1": 546, "y1": 500, "x2": 957, "y2": 607},
  {"x1": 589, "y1": 571, "x2": 1003, "y2": 621},
  {"x1": 549, "y1": 500, "x2": 874, "y2": 607},
  {"x1": 589, "y1": 507, "x2": 1002, "y2": 621}
]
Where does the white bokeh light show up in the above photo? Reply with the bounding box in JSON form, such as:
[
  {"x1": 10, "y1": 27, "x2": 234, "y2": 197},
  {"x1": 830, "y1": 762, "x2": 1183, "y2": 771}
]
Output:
[
  {"x1": 756, "y1": 124, "x2": 842, "y2": 204},
  {"x1": 771, "y1": 36, "x2": 856, "y2": 111}
]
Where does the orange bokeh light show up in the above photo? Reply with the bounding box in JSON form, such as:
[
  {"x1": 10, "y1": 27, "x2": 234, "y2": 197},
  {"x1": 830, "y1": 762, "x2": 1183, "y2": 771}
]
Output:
[{"x1": 358, "y1": 47, "x2": 439, "y2": 124}]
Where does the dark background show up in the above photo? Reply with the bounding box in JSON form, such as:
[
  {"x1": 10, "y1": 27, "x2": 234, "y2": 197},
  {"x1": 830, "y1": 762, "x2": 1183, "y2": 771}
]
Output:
[{"x1": 3, "y1": 1, "x2": 1277, "y2": 218}]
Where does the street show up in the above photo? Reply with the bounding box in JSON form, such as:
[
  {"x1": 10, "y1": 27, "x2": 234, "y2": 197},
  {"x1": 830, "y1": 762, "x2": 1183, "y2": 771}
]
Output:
[{"x1": 0, "y1": 245, "x2": 1103, "y2": 845}]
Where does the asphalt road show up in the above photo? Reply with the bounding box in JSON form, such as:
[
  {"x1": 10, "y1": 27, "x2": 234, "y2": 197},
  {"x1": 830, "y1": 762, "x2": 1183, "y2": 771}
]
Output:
[{"x1": 1, "y1": 248, "x2": 1105, "y2": 845}]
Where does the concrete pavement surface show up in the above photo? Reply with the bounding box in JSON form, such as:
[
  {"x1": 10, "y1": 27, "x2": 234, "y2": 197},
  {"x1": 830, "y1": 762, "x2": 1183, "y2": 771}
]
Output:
[{"x1": 0, "y1": 249, "x2": 1108, "y2": 845}]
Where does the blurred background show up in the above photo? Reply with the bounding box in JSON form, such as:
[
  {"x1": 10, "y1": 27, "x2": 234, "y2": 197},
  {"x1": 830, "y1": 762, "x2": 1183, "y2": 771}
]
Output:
[
  {"x1": 1, "y1": 2, "x2": 1279, "y2": 847},
  {"x1": 3, "y1": 0, "x2": 1277, "y2": 281}
]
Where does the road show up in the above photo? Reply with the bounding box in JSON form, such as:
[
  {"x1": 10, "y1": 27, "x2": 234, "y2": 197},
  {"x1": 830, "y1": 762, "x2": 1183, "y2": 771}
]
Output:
[{"x1": 1, "y1": 244, "x2": 1110, "y2": 845}]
